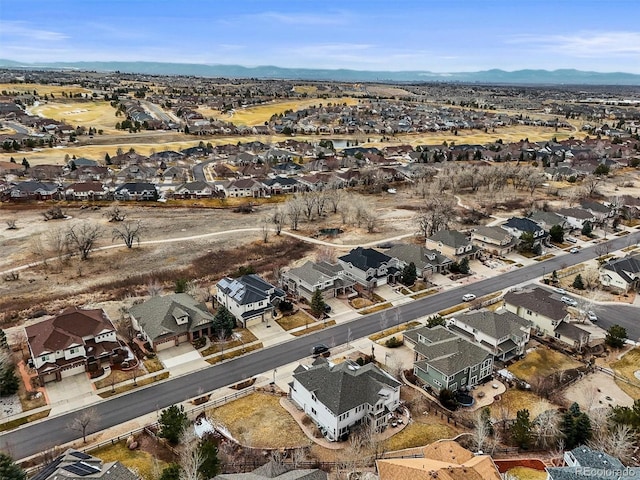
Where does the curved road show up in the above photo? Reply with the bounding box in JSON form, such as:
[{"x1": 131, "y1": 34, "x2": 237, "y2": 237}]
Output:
[{"x1": 2, "y1": 231, "x2": 639, "y2": 459}]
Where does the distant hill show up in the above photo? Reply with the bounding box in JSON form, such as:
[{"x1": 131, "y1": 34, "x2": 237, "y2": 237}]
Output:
[{"x1": 1, "y1": 59, "x2": 640, "y2": 85}]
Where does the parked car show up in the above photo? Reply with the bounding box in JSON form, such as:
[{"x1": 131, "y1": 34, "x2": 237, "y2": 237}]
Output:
[
  {"x1": 569, "y1": 247, "x2": 580, "y2": 254},
  {"x1": 553, "y1": 287, "x2": 566, "y2": 294},
  {"x1": 323, "y1": 304, "x2": 332, "y2": 313},
  {"x1": 566, "y1": 236, "x2": 578, "y2": 243},
  {"x1": 587, "y1": 311, "x2": 598, "y2": 322},
  {"x1": 311, "y1": 344, "x2": 330, "y2": 357},
  {"x1": 462, "y1": 293, "x2": 476, "y2": 302},
  {"x1": 561, "y1": 296, "x2": 578, "y2": 307}
]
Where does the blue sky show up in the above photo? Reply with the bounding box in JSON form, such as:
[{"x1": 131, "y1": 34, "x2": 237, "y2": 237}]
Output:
[{"x1": 1, "y1": 0, "x2": 640, "y2": 73}]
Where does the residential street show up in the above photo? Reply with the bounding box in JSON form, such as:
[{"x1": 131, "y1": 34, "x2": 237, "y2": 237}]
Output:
[{"x1": 2, "y1": 230, "x2": 639, "y2": 460}]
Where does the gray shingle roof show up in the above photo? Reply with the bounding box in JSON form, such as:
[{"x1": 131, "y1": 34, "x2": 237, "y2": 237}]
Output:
[
  {"x1": 554, "y1": 322, "x2": 590, "y2": 342},
  {"x1": 129, "y1": 293, "x2": 215, "y2": 342},
  {"x1": 31, "y1": 448, "x2": 139, "y2": 480},
  {"x1": 292, "y1": 361, "x2": 400, "y2": 416},
  {"x1": 385, "y1": 244, "x2": 451, "y2": 270},
  {"x1": 338, "y1": 247, "x2": 392, "y2": 270},
  {"x1": 413, "y1": 331, "x2": 492, "y2": 376},
  {"x1": 504, "y1": 287, "x2": 567, "y2": 321},
  {"x1": 428, "y1": 229, "x2": 471, "y2": 249},
  {"x1": 454, "y1": 310, "x2": 532, "y2": 340},
  {"x1": 529, "y1": 211, "x2": 566, "y2": 228},
  {"x1": 601, "y1": 254, "x2": 640, "y2": 284},
  {"x1": 473, "y1": 225, "x2": 514, "y2": 242}
]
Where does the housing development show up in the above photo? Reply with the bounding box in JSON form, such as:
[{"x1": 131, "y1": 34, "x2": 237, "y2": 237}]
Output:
[{"x1": 1, "y1": 61, "x2": 640, "y2": 480}]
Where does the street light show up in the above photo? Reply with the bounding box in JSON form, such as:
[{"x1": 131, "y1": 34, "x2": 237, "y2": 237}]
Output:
[{"x1": 272, "y1": 368, "x2": 277, "y2": 385}]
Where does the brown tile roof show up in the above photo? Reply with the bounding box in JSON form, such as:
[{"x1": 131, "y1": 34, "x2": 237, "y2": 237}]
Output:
[{"x1": 25, "y1": 308, "x2": 115, "y2": 356}]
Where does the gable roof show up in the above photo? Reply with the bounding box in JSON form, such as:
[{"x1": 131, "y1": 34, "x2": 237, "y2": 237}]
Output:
[
  {"x1": 601, "y1": 254, "x2": 640, "y2": 284},
  {"x1": 556, "y1": 207, "x2": 594, "y2": 220},
  {"x1": 25, "y1": 308, "x2": 115, "y2": 357},
  {"x1": 503, "y1": 287, "x2": 567, "y2": 321},
  {"x1": 503, "y1": 217, "x2": 543, "y2": 233},
  {"x1": 292, "y1": 360, "x2": 401, "y2": 416},
  {"x1": 213, "y1": 459, "x2": 327, "y2": 479},
  {"x1": 31, "y1": 448, "x2": 139, "y2": 480},
  {"x1": 338, "y1": 247, "x2": 392, "y2": 270},
  {"x1": 129, "y1": 293, "x2": 215, "y2": 341},
  {"x1": 217, "y1": 274, "x2": 283, "y2": 306},
  {"x1": 472, "y1": 225, "x2": 514, "y2": 242},
  {"x1": 428, "y1": 230, "x2": 470, "y2": 249},
  {"x1": 528, "y1": 211, "x2": 566, "y2": 228},
  {"x1": 454, "y1": 309, "x2": 532, "y2": 339},
  {"x1": 114, "y1": 182, "x2": 157, "y2": 193},
  {"x1": 385, "y1": 244, "x2": 452, "y2": 270}
]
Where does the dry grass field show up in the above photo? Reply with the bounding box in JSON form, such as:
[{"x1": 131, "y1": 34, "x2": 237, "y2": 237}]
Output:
[
  {"x1": 0, "y1": 83, "x2": 92, "y2": 97},
  {"x1": 611, "y1": 348, "x2": 640, "y2": 400},
  {"x1": 198, "y1": 97, "x2": 359, "y2": 126},
  {"x1": 92, "y1": 440, "x2": 168, "y2": 480},
  {"x1": 489, "y1": 389, "x2": 557, "y2": 420},
  {"x1": 275, "y1": 311, "x2": 316, "y2": 331},
  {"x1": 508, "y1": 348, "x2": 582, "y2": 384},
  {"x1": 506, "y1": 467, "x2": 547, "y2": 480},
  {"x1": 382, "y1": 422, "x2": 456, "y2": 451},
  {"x1": 29, "y1": 101, "x2": 120, "y2": 133},
  {"x1": 209, "y1": 392, "x2": 310, "y2": 448}
]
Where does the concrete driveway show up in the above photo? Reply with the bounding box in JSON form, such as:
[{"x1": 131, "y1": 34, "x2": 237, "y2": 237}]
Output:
[
  {"x1": 325, "y1": 297, "x2": 352, "y2": 316},
  {"x1": 45, "y1": 374, "x2": 98, "y2": 415},
  {"x1": 376, "y1": 284, "x2": 405, "y2": 302},
  {"x1": 157, "y1": 343, "x2": 209, "y2": 375}
]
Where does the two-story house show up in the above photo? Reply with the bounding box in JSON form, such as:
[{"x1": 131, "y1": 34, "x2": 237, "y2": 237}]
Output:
[
  {"x1": 337, "y1": 247, "x2": 401, "y2": 289},
  {"x1": 528, "y1": 211, "x2": 569, "y2": 232},
  {"x1": 289, "y1": 358, "x2": 401, "y2": 442},
  {"x1": 224, "y1": 178, "x2": 266, "y2": 198},
  {"x1": 404, "y1": 326, "x2": 493, "y2": 393},
  {"x1": 385, "y1": 244, "x2": 453, "y2": 277},
  {"x1": 172, "y1": 181, "x2": 220, "y2": 199},
  {"x1": 503, "y1": 287, "x2": 590, "y2": 350},
  {"x1": 470, "y1": 225, "x2": 517, "y2": 256},
  {"x1": 25, "y1": 308, "x2": 120, "y2": 384},
  {"x1": 580, "y1": 200, "x2": 616, "y2": 225},
  {"x1": 114, "y1": 182, "x2": 158, "y2": 201},
  {"x1": 129, "y1": 293, "x2": 216, "y2": 351},
  {"x1": 64, "y1": 181, "x2": 108, "y2": 201},
  {"x1": 281, "y1": 260, "x2": 356, "y2": 302},
  {"x1": 556, "y1": 207, "x2": 596, "y2": 230},
  {"x1": 425, "y1": 230, "x2": 480, "y2": 262},
  {"x1": 216, "y1": 274, "x2": 285, "y2": 327},
  {"x1": 501, "y1": 217, "x2": 548, "y2": 248},
  {"x1": 599, "y1": 254, "x2": 640, "y2": 293},
  {"x1": 447, "y1": 309, "x2": 533, "y2": 361}
]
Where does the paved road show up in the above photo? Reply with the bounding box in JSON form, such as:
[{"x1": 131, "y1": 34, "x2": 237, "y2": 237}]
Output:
[
  {"x1": 594, "y1": 305, "x2": 640, "y2": 341},
  {"x1": 3, "y1": 231, "x2": 639, "y2": 459},
  {"x1": 192, "y1": 158, "x2": 217, "y2": 182}
]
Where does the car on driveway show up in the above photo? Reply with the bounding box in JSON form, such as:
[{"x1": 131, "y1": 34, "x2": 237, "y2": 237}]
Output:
[
  {"x1": 587, "y1": 311, "x2": 598, "y2": 322},
  {"x1": 561, "y1": 296, "x2": 578, "y2": 307},
  {"x1": 569, "y1": 247, "x2": 580, "y2": 254},
  {"x1": 462, "y1": 294, "x2": 476, "y2": 302},
  {"x1": 311, "y1": 344, "x2": 330, "y2": 357},
  {"x1": 553, "y1": 287, "x2": 566, "y2": 294}
]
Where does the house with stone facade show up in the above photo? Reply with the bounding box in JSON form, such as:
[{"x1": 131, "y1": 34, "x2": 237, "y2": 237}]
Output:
[{"x1": 281, "y1": 261, "x2": 356, "y2": 301}]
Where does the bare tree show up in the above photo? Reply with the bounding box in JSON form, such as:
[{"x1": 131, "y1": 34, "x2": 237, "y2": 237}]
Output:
[
  {"x1": 290, "y1": 447, "x2": 308, "y2": 468},
  {"x1": 533, "y1": 409, "x2": 562, "y2": 449},
  {"x1": 104, "y1": 205, "x2": 126, "y2": 222},
  {"x1": 581, "y1": 267, "x2": 601, "y2": 290},
  {"x1": 67, "y1": 222, "x2": 102, "y2": 260},
  {"x1": 112, "y1": 220, "x2": 143, "y2": 248},
  {"x1": 47, "y1": 227, "x2": 70, "y2": 267},
  {"x1": 68, "y1": 408, "x2": 100, "y2": 443},
  {"x1": 115, "y1": 315, "x2": 135, "y2": 343},
  {"x1": 271, "y1": 206, "x2": 284, "y2": 235},
  {"x1": 29, "y1": 233, "x2": 49, "y2": 269},
  {"x1": 179, "y1": 429, "x2": 204, "y2": 480},
  {"x1": 471, "y1": 410, "x2": 491, "y2": 453},
  {"x1": 326, "y1": 186, "x2": 344, "y2": 214},
  {"x1": 582, "y1": 174, "x2": 603, "y2": 197},
  {"x1": 285, "y1": 196, "x2": 303, "y2": 230},
  {"x1": 261, "y1": 217, "x2": 269, "y2": 243},
  {"x1": 415, "y1": 195, "x2": 456, "y2": 238},
  {"x1": 589, "y1": 423, "x2": 637, "y2": 465},
  {"x1": 300, "y1": 192, "x2": 317, "y2": 222},
  {"x1": 146, "y1": 279, "x2": 164, "y2": 297},
  {"x1": 6, "y1": 219, "x2": 17, "y2": 230}
]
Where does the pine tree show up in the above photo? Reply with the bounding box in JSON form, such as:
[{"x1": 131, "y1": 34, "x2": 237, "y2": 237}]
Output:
[
  {"x1": 511, "y1": 409, "x2": 533, "y2": 449},
  {"x1": 401, "y1": 262, "x2": 418, "y2": 286},
  {"x1": 213, "y1": 306, "x2": 235, "y2": 337},
  {"x1": 0, "y1": 453, "x2": 26, "y2": 480},
  {"x1": 159, "y1": 405, "x2": 188, "y2": 445},
  {"x1": 572, "y1": 274, "x2": 585, "y2": 290},
  {"x1": 310, "y1": 288, "x2": 326, "y2": 318}
]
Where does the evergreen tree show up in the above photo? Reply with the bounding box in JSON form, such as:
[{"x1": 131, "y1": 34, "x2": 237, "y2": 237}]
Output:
[
  {"x1": 549, "y1": 225, "x2": 564, "y2": 243},
  {"x1": 21, "y1": 158, "x2": 29, "y2": 170},
  {"x1": 458, "y1": 257, "x2": 470, "y2": 274},
  {"x1": 105, "y1": 152, "x2": 111, "y2": 165},
  {"x1": 0, "y1": 364, "x2": 19, "y2": 397},
  {"x1": 572, "y1": 274, "x2": 585, "y2": 290},
  {"x1": 582, "y1": 221, "x2": 593, "y2": 237},
  {"x1": 561, "y1": 402, "x2": 592, "y2": 449},
  {"x1": 511, "y1": 409, "x2": 533, "y2": 449},
  {"x1": 310, "y1": 288, "x2": 327, "y2": 318},
  {"x1": 401, "y1": 262, "x2": 417, "y2": 286},
  {"x1": 213, "y1": 306, "x2": 236, "y2": 337},
  {"x1": 158, "y1": 405, "x2": 188, "y2": 445},
  {"x1": 158, "y1": 463, "x2": 180, "y2": 480},
  {"x1": 606, "y1": 325, "x2": 627, "y2": 349},
  {"x1": 0, "y1": 329, "x2": 7, "y2": 350},
  {"x1": 0, "y1": 453, "x2": 26, "y2": 480},
  {"x1": 199, "y1": 439, "x2": 220, "y2": 479}
]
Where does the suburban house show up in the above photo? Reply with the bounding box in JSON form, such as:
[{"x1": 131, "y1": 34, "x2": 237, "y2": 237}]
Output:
[
  {"x1": 500, "y1": 217, "x2": 547, "y2": 247},
  {"x1": 425, "y1": 229, "x2": 480, "y2": 261},
  {"x1": 337, "y1": 247, "x2": 401, "y2": 289},
  {"x1": 580, "y1": 200, "x2": 616, "y2": 224},
  {"x1": 113, "y1": 182, "x2": 158, "y2": 201},
  {"x1": 404, "y1": 326, "x2": 493, "y2": 393},
  {"x1": 447, "y1": 309, "x2": 533, "y2": 361},
  {"x1": 224, "y1": 178, "x2": 265, "y2": 198},
  {"x1": 281, "y1": 260, "x2": 356, "y2": 301},
  {"x1": 385, "y1": 244, "x2": 453, "y2": 277},
  {"x1": 528, "y1": 210, "x2": 569, "y2": 232},
  {"x1": 10, "y1": 181, "x2": 60, "y2": 200},
  {"x1": 504, "y1": 287, "x2": 590, "y2": 350},
  {"x1": 31, "y1": 448, "x2": 139, "y2": 480},
  {"x1": 213, "y1": 460, "x2": 326, "y2": 480},
  {"x1": 546, "y1": 445, "x2": 640, "y2": 480},
  {"x1": 262, "y1": 176, "x2": 300, "y2": 195},
  {"x1": 216, "y1": 274, "x2": 285, "y2": 327},
  {"x1": 25, "y1": 308, "x2": 121, "y2": 384},
  {"x1": 470, "y1": 225, "x2": 517, "y2": 256},
  {"x1": 172, "y1": 181, "x2": 219, "y2": 199},
  {"x1": 599, "y1": 254, "x2": 640, "y2": 292},
  {"x1": 377, "y1": 440, "x2": 501, "y2": 480},
  {"x1": 556, "y1": 207, "x2": 596, "y2": 230},
  {"x1": 64, "y1": 181, "x2": 108, "y2": 200},
  {"x1": 289, "y1": 358, "x2": 401, "y2": 442},
  {"x1": 129, "y1": 293, "x2": 216, "y2": 351}
]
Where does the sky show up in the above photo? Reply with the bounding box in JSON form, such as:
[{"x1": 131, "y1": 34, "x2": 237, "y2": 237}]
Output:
[{"x1": 1, "y1": 0, "x2": 640, "y2": 73}]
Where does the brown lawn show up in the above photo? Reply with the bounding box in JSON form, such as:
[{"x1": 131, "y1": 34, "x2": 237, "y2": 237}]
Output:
[
  {"x1": 508, "y1": 348, "x2": 582, "y2": 384},
  {"x1": 276, "y1": 311, "x2": 316, "y2": 331},
  {"x1": 209, "y1": 392, "x2": 310, "y2": 449},
  {"x1": 489, "y1": 389, "x2": 557, "y2": 421},
  {"x1": 611, "y1": 348, "x2": 640, "y2": 400},
  {"x1": 383, "y1": 422, "x2": 455, "y2": 451},
  {"x1": 92, "y1": 440, "x2": 169, "y2": 480}
]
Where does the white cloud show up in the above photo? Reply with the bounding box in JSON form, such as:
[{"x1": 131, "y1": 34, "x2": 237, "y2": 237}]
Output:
[
  {"x1": 248, "y1": 11, "x2": 352, "y2": 27},
  {"x1": 0, "y1": 21, "x2": 68, "y2": 42},
  {"x1": 508, "y1": 31, "x2": 640, "y2": 57}
]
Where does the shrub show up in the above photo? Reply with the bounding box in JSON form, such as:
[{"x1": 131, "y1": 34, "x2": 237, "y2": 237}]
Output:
[
  {"x1": 385, "y1": 336, "x2": 403, "y2": 348},
  {"x1": 279, "y1": 300, "x2": 294, "y2": 313}
]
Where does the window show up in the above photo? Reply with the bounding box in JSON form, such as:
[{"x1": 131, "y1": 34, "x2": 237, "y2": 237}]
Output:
[
  {"x1": 69, "y1": 348, "x2": 77, "y2": 354},
  {"x1": 311, "y1": 407, "x2": 317, "y2": 415},
  {"x1": 434, "y1": 379, "x2": 442, "y2": 387},
  {"x1": 461, "y1": 378, "x2": 466, "y2": 385},
  {"x1": 526, "y1": 309, "x2": 532, "y2": 315},
  {"x1": 555, "y1": 332, "x2": 561, "y2": 339},
  {"x1": 471, "y1": 365, "x2": 478, "y2": 372}
]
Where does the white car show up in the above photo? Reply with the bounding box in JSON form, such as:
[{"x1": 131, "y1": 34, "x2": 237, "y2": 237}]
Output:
[
  {"x1": 569, "y1": 247, "x2": 580, "y2": 254},
  {"x1": 561, "y1": 296, "x2": 578, "y2": 307},
  {"x1": 587, "y1": 311, "x2": 598, "y2": 322},
  {"x1": 462, "y1": 294, "x2": 476, "y2": 302},
  {"x1": 553, "y1": 287, "x2": 566, "y2": 294}
]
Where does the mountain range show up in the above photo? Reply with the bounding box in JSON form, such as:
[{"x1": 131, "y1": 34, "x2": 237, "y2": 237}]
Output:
[{"x1": 1, "y1": 59, "x2": 640, "y2": 85}]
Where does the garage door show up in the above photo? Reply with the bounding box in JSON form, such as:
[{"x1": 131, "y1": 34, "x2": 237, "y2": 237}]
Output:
[
  {"x1": 156, "y1": 339, "x2": 175, "y2": 351},
  {"x1": 176, "y1": 333, "x2": 189, "y2": 345},
  {"x1": 61, "y1": 364, "x2": 86, "y2": 379},
  {"x1": 42, "y1": 372, "x2": 58, "y2": 383}
]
